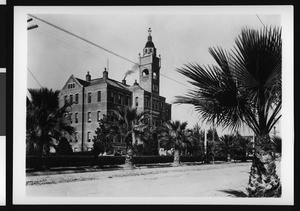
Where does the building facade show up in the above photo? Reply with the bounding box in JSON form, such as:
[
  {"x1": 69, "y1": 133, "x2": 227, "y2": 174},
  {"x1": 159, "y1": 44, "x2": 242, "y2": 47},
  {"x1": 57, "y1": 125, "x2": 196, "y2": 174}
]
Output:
[{"x1": 59, "y1": 29, "x2": 172, "y2": 154}]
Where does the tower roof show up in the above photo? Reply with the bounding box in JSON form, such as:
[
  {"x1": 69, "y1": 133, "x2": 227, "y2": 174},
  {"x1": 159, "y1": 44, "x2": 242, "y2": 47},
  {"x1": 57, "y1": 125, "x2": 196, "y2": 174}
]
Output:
[{"x1": 145, "y1": 27, "x2": 155, "y2": 48}]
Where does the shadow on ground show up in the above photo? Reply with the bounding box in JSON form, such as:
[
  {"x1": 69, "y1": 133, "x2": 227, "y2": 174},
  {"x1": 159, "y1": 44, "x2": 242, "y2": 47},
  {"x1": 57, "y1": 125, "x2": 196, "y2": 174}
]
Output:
[{"x1": 220, "y1": 189, "x2": 248, "y2": 197}]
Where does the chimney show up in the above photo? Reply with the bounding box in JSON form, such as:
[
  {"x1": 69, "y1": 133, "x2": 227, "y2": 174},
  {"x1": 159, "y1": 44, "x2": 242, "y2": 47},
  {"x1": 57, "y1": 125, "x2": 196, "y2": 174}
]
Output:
[
  {"x1": 86, "y1": 71, "x2": 91, "y2": 82},
  {"x1": 122, "y1": 79, "x2": 126, "y2": 85},
  {"x1": 103, "y1": 67, "x2": 108, "y2": 80}
]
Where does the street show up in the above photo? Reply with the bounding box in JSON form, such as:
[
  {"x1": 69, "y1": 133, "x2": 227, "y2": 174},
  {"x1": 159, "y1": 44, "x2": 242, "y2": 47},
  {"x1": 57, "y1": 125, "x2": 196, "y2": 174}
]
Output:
[{"x1": 26, "y1": 162, "x2": 281, "y2": 197}]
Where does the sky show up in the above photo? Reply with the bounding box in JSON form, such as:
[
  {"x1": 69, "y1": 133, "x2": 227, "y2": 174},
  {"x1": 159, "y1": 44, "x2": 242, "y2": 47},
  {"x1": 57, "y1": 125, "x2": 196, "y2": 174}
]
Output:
[{"x1": 26, "y1": 6, "x2": 281, "y2": 136}]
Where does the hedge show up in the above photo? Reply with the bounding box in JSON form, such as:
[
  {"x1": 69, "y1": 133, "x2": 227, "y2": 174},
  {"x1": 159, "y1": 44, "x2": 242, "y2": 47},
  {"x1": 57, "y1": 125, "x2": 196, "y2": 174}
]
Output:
[
  {"x1": 133, "y1": 156, "x2": 174, "y2": 164},
  {"x1": 26, "y1": 155, "x2": 252, "y2": 169}
]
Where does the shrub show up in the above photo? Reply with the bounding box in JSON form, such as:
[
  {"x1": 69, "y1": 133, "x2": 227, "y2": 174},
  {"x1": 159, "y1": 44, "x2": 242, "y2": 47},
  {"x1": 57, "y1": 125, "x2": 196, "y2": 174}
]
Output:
[
  {"x1": 133, "y1": 156, "x2": 174, "y2": 164},
  {"x1": 26, "y1": 154, "x2": 244, "y2": 170},
  {"x1": 180, "y1": 155, "x2": 204, "y2": 162},
  {"x1": 56, "y1": 137, "x2": 73, "y2": 155}
]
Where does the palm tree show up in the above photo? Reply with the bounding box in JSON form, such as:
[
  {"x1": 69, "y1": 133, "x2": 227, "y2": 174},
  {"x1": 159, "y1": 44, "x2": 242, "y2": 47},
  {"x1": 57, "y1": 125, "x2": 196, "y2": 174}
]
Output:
[
  {"x1": 185, "y1": 123, "x2": 204, "y2": 156},
  {"x1": 219, "y1": 134, "x2": 236, "y2": 162},
  {"x1": 139, "y1": 125, "x2": 159, "y2": 156},
  {"x1": 175, "y1": 27, "x2": 281, "y2": 197},
  {"x1": 233, "y1": 134, "x2": 253, "y2": 162},
  {"x1": 112, "y1": 106, "x2": 148, "y2": 169},
  {"x1": 158, "y1": 120, "x2": 189, "y2": 166},
  {"x1": 26, "y1": 87, "x2": 75, "y2": 170}
]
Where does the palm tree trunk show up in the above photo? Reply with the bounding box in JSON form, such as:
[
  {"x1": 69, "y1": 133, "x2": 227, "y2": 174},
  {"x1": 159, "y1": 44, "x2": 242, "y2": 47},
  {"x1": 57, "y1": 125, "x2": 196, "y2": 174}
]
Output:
[
  {"x1": 247, "y1": 135, "x2": 281, "y2": 197},
  {"x1": 227, "y1": 154, "x2": 231, "y2": 162},
  {"x1": 124, "y1": 132, "x2": 135, "y2": 170},
  {"x1": 173, "y1": 149, "x2": 180, "y2": 166},
  {"x1": 41, "y1": 142, "x2": 50, "y2": 171},
  {"x1": 36, "y1": 141, "x2": 50, "y2": 171},
  {"x1": 124, "y1": 146, "x2": 134, "y2": 169}
]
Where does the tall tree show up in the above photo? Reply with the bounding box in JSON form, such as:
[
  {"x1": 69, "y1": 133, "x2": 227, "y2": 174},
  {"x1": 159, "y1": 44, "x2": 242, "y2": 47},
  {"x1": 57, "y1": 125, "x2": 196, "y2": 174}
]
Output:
[
  {"x1": 158, "y1": 120, "x2": 189, "y2": 166},
  {"x1": 219, "y1": 134, "x2": 236, "y2": 161},
  {"x1": 26, "y1": 87, "x2": 74, "y2": 170},
  {"x1": 175, "y1": 27, "x2": 281, "y2": 197},
  {"x1": 92, "y1": 118, "x2": 114, "y2": 158},
  {"x1": 186, "y1": 123, "x2": 205, "y2": 156},
  {"x1": 112, "y1": 106, "x2": 148, "y2": 169}
]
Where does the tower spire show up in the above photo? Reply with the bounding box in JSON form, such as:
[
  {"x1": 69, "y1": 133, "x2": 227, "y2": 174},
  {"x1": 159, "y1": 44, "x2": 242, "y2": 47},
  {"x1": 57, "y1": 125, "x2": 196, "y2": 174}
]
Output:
[
  {"x1": 148, "y1": 27, "x2": 152, "y2": 41},
  {"x1": 148, "y1": 27, "x2": 152, "y2": 35}
]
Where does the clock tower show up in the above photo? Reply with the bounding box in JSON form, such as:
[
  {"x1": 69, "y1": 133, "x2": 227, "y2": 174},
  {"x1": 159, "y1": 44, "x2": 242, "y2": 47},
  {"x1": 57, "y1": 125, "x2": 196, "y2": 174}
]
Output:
[{"x1": 139, "y1": 28, "x2": 161, "y2": 95}]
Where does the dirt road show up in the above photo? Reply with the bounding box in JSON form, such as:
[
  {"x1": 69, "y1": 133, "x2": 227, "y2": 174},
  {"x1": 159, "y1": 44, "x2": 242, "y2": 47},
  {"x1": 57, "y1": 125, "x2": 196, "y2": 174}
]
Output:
[{"x1": 26, "y1": 162, "x2": 274, "y2": 197}]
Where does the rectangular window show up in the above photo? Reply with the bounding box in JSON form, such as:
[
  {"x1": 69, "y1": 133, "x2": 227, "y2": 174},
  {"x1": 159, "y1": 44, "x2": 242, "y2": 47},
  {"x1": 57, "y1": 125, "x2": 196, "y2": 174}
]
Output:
[
  {"x1": 75, "y1": 113, "x2": 78, "y2": 123},
  {"x1": 125, "y1": 96, "x2": 129, "y2": 106},
  {"x1": 74, "y1": 132, "x2": 78, "y2": 142},
  {"x1": 108, "y1": 111, "x2": 115, "y2": 122},
  {"x1": 97, "y1": 111, "x2": 101, "y2": 122},
  {"x1": 97, "y1": 91, "x2": 101, "y2": 102},
  {"x1": 153, "y1": 84, "x2": 158, "y2": 91},
  {"x1": 87, "y1": 132, "x2": 91, "y2": 142},
  {"x1": 88, "y1": 92, "x2": 92, "y2": 103},
  {"x1": 135, "y1": 97, "x2": 138, "y2": 107},
  {"x1": 114, "y1": 93, "x2": 118, "y2": 103},
  {"x1": 110, "y1": 92, "x2": 114, "y2": 102},
  {"x1": 69, "y1": 113, "x2": 72, "y2": 124},
  {"x1": 87, "y1": 112, "x2": 91, "y2": 122},
  {"x1": 146, "y1": 97, "x2": 150, "y2": 108},
  {"x1": 75, "y1": 93, "x2": 79, "y2": 104},
  {"x1": 118, "y1": 94, "x2": 122, "y2": 104},
  {"x1": 70, "y1": 94, "x2": 73, "y2": 104},
  {"x1": 64, "y1": 95, "x2": 67, "y2": 104}
]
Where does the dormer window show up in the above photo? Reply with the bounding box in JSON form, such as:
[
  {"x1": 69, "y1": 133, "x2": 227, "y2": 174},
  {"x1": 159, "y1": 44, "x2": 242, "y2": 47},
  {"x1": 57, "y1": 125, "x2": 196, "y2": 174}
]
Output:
[{"x1": 67, "y1": 83, "x2": 75, "y2": 89}]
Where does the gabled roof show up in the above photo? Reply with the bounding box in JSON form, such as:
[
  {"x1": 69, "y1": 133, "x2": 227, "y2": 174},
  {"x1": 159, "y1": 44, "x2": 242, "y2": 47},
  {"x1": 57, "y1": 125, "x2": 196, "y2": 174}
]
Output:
[
  {"x1": 74, "y1": 76, "x2": 131, "y2": 91},
  {"x1": 75, "y1": 78, "x2": 91, "y2": 87},
  {"x1": 106, "y1": 78, "x2": 130, "y2": 90}
]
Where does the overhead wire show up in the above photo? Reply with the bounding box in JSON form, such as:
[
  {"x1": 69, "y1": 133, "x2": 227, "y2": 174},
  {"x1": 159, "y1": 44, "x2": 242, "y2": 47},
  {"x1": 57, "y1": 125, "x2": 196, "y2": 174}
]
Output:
[
  {"x1": 36, "y1": 26, "x2": 106, "y2": 66},
  {"x1": 28, "y1": 14, "x2": 193, "y2": 90},
  {"x1": 27, "y1": 67, "x2": 42, "y2": 88},
  {"x1": 28, "y1": 14, "x2": 137, "y2": 65}
]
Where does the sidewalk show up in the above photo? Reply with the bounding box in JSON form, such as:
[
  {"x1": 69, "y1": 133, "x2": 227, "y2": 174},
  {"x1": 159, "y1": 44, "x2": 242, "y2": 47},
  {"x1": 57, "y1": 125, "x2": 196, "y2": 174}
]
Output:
[{"x1": 26, "y1": 161, "x2": 252, "y2": 186}]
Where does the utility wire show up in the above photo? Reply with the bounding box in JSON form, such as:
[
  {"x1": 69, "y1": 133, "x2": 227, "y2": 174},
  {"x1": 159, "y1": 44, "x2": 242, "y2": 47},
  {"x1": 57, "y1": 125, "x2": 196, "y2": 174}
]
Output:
[
  {"x1": 160, "y1": 74, "x2": 191, "y2": 88},
  {"x1": 27, "y1": 67, "x2": 42, "y2": 88},
  {"x1": 29, "y1": 14, "x2": 192, "y2": 89},
  {"x1": 256, "y1": 15, "x2": 267, "y2": 29},
  {"x1": 28, "y1": 14, "x2": 137, "y2": 65},
  {"x1": 37, "y1": 26, "x2": 107, "y2": 66}
]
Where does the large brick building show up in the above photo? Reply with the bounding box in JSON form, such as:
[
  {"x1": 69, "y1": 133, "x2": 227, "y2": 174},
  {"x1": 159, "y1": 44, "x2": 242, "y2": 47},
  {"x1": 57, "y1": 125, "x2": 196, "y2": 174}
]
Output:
[{"x1": 59, "y1": 29, "x2": 172, "y2": 153}]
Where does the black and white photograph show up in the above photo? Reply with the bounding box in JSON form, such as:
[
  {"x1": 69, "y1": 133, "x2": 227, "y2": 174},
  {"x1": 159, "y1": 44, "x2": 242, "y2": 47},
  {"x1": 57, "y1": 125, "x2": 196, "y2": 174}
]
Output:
[{"x1": 13, "y1": 6, "x2": 293, "y2": 204}]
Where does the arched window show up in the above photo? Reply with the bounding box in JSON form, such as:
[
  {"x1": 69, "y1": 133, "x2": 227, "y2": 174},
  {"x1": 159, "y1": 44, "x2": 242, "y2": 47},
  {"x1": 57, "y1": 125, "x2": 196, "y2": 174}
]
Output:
[
  {"x1": 153, "y1": 72, "x2": 157, "y2": 79},
  {"x1": 142, "y1": 69, "x2": 149, "y2": 76}
]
